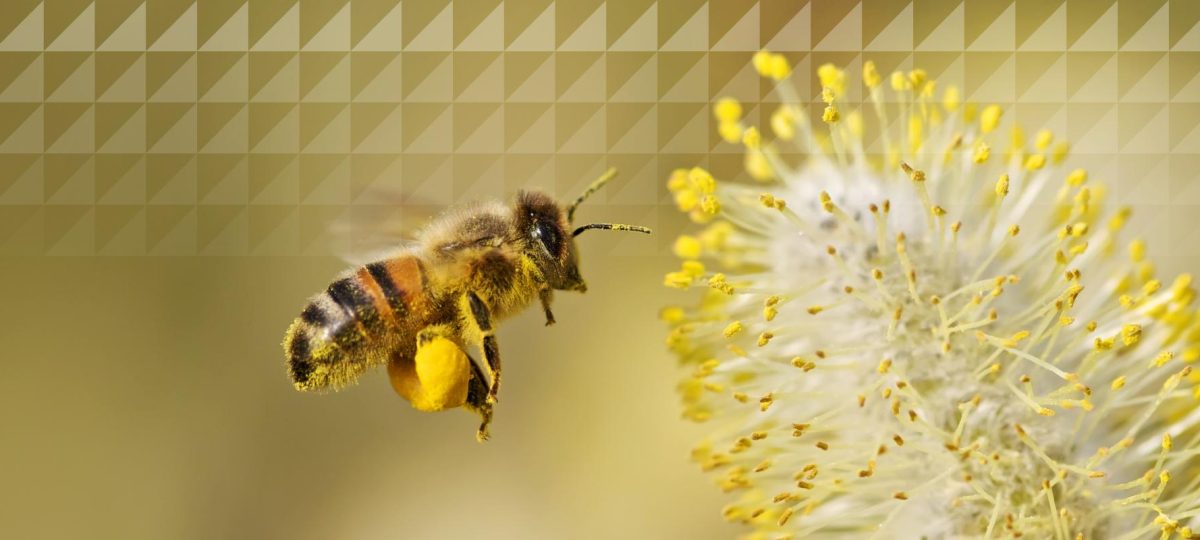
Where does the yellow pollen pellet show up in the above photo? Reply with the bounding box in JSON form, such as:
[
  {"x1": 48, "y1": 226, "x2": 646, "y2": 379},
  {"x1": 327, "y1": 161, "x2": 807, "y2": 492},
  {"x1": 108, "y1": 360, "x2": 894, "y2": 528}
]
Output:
[
  {"x1": 723, "y1": 321, "x2": 744, "y2": 338},
  {"x1": 713, "y1": 97, "x2": 742, "y2": 122}
]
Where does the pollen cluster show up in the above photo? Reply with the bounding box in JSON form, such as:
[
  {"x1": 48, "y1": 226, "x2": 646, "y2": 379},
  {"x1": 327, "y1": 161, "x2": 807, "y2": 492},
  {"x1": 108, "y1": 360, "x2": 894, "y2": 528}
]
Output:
[{"x1": 664, "y1": 55, "x2": 1200, "y2": 538}]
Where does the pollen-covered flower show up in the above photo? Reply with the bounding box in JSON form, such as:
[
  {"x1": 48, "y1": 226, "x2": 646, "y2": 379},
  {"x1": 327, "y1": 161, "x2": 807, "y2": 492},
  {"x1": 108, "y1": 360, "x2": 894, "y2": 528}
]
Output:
[{"x1": 664, "y1": 54, "x2": 1200, "y2": 538}]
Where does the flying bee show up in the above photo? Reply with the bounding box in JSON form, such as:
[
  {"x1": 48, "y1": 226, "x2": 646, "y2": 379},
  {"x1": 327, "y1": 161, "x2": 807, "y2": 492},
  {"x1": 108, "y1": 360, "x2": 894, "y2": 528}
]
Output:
[{"x1": 282, "y1": 169, "x2": 651, "y2": 441}]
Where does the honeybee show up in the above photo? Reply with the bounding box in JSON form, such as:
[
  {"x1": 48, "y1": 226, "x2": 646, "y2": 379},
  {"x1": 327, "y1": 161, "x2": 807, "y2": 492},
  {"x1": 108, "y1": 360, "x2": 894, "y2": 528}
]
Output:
[{"x1": 282, "y1": 169, "x2": 651, "y2": 441}]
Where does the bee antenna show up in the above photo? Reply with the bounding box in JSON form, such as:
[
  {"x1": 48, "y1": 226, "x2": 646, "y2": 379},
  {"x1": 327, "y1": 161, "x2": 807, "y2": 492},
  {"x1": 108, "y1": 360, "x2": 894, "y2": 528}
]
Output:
[
  {"x1": 567, "y1": 167, "x2": 618, "y2": 223},
  {"x1": 572, "y1": 223, "x2": 653, "y2": 237}
]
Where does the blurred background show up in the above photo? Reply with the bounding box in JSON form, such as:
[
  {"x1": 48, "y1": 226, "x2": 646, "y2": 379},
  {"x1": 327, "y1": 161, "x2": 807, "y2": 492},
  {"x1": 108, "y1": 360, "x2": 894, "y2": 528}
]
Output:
[{"x1": 2, "y1": 0, "x2": 1200, "y2": 538}]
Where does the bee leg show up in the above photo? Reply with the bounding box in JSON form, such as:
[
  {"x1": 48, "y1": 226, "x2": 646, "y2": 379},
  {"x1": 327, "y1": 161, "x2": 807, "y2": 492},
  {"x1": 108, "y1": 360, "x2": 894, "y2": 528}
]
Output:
[
  {"x1": 464, "y1": 358, "x2": 493, "y2": 442},
  {"x1": 465, "y1": 291, "x2": 502, "y2": 404},
  {"x1": 539, "y1": 288, "x2": 556, "y2": 326}
]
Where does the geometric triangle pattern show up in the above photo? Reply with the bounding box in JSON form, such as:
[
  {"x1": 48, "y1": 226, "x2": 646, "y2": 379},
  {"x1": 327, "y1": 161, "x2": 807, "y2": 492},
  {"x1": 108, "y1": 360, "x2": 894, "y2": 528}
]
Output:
[{"x1": 0, "y1": 1, "x2": 1196, "y2": 255}]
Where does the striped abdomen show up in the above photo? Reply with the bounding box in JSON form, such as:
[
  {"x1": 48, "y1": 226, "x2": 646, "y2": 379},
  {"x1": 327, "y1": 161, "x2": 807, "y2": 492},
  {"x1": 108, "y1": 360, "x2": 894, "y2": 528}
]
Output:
[{"x1": 283, "y1": 256, "x2": 431, "y2": 391}]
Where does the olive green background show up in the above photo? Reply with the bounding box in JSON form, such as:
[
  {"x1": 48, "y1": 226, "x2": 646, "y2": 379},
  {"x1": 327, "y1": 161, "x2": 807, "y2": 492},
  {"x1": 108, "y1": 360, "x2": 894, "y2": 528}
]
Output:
[{"x1": 2, "y1": 0, "x2": 1200, "y2": 538}]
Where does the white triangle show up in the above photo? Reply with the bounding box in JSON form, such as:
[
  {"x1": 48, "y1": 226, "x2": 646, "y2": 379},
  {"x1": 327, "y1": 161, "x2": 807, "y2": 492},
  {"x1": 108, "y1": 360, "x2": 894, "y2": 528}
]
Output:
[
  {"x1": 917, "y1": 3, "x2": 963, "y2": 51},
  {"x1": 98, "y1": 3, "x2": 146, "y2": 51},
  {"x1": 609, "y1": 106, "x2": 655, "y2": 152},
  {"x1": 302, "y1": 54, "x2": 350, "y2": 101},
  {"x1": 558, "y1": 106, "x2": 605, "y2": 152},
  {"x1": 559, "y1": 3, "x2": 605, "y2": 51},
  {"x1": 354, "y1": 1, "x2": 402, "y2": 51},
  {"x1": 47, "y1": 55, "x2": 95, "y2": 102},
  {"x1": 303, "y1": 2, "x2": 350, "y2": 51},
  {"x1": 149, "y1": 54, "x2": 197, "y2": 101},
  {"x1": 507, "y1": 2, "x2": 554, "y2": 51},
  {"x1": 0, "y1": 160, "x2": 43, "y2": 204},
  {"x1": 507, "y1": 54, "x2": 555, "y2": 102},
  {"x1": 455, "y1": 55, "x2": 503, "y2": 101},
  {"x1": 456, "y1": 106, "x2": 503, "y2": 152},
  {"x1": 251, "y1": 55, "x2": 299, "y2": 101},
  {"x1": 404, "y1": 55, "x2": 452, "y2": 102},
  {"x1": 1121, "y1": 106, "x2": 1168, "y2": 153},
  {"x1": 1070, "y1": 3, "x2": 1116, "y2": 51},
  {"x1": 0, "y1": 106, "x2": 42, "y2": 152},
  {"x1": 251, "y1": 106, "x2": 298, "y2": 152},
  {"x1": 46, "y1": 3, "x2": 94, "y2": 51},
  {"x1": 660, "y1": 106, "x2": 706, "y2": 152},
  {"x1": 352, "y1": 104, "x2": 403, "y2": 153},
  {"x1": 201, "y1": 3, "x2": 248, "y2": 51},
  {"x1": 1174, "y1": 122, "x2": 1200, "y2": 153},
  {"x1": 353, "y1": 54, "x2": 403, "y2": 101},
  {"x1": 713, "y1": 4, "x2": 760, "y2": 51},
  {"x1": 1071, "y1": 106, "x2": 1117, "y2": 154},
  {"x1": 866, "y1": 2, "x2": 913, "y2": 51},
  {"x1": 456, "y1": 3, "x2": 503, "y2": 51},
  {"x1": 201, "y1": 55, "x2": 249, "y2": 102},
  {"x1": 815, "y1": 3, "x2": 861, "y2": 51},
  {"x1": 1173, "y1": 17, "x2": 1200, "y2": 51},
  {"x1": 252, "y1": 3, "x2": 299, "y2": 51},
  {"x1": 660, "y1": 3, "x2": 706, "y2": 51},
  {"x1": 1018, "y1": 3, "x2": 1065, "y2": 51},
  {"x1": 610, "y1": 4, "x2": 657, "y2": 51},
  {"x1": 98, "y1": 106, "x2": 146, "y2": 153},
  {"x1": 147, "y1": 106, "x2": 196, "y2": 153},
  {"x1": 1018, "y1": 54, "x2": 1066, "y2": 102},
  {"x1": 405, "y1": 3, "x2": 452, "y2": 51},
  {"x1": 405, "y1": 107, "x2": 452, "y2": 152},
  {"x1": 767, "y1": 3, "x2": 809, "y2": 51},
  {"x1": 0, "y1": 4, "x2": 43, "y2": 51},
  {"x1": 609, "y1": 56, "x2": 656, "y2": 102},
  {"x1": 1121, "y1": 54, "x2": 1168, "y2": 101},
  {"x1": 47, "y1": 106, "x2": 95, "y2": 154},
  {"x1": 99, "y1": 55, "x2": 145, "y2": 101},
  {"x1": 1069, "y1": 55, "x2": 1116, "y2": 101},
  {"x1": 660, "y1": 55, "x2": 707, "y2": 102},
  {"x1": 507, "y1": 106, "x2": 554, "y2": 152},
  {"x1": 557, "y1": 55, "x2": 605, "y2": 102},
  {"x1": 1171, "y1": 65, "x2": 1200, "y2": 100},
  {"x1": 302, "y1": 107, "x2": 350, "y2": 153},
  {"x1": 965, "y1": 54, "x2": 1015, "y2": 103},
  {"x1": 149, "y1": 3, "x2": 197, "y2": 51},
  {"x1": 0, "y1": 55, "x2": 42, "y2": 101},
  {"x1": 967, "y1": 3, "x2": 1014, "y2": 51},
  {"x1": 1121, "y1": 2, "x2": 1169, "y2": 51}
]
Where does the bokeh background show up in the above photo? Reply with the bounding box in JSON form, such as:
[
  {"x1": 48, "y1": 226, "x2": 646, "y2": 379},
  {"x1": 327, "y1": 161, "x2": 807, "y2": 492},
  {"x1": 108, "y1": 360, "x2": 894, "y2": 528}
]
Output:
[{"x1": 3, "y1": 0, "x2": 1200, "y2": 538}]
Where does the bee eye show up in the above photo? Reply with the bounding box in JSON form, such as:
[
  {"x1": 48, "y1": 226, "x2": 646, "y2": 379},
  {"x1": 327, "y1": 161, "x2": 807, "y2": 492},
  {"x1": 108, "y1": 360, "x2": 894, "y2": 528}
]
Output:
[{"x1": 533, "y1": 220, "x2": 561, "y2": 256}]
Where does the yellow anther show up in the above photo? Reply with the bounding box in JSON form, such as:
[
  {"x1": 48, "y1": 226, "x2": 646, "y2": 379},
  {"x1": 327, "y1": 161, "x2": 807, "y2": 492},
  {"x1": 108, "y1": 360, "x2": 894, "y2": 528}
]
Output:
[
  {"x1": 718, "y1": 121, "x2": 742, "y2": 143},
  {"x1": 995, "y1": 174, "x2": 1010, "y2": 197},
  {"x1": 1009, "y1": 225, "x2": 1021, "y2": 237},
  {"x1": 707, "y1": 273, "x2": 734, "y2": 295},
  {"x1": 767, "y1": 54, "x2": 791, "y2": 81},
  {"x1": 700, "y1": 194, "x2": 721, "y2": 215},
  {"x1": 817, "y1": 63, "x2": 844, "y2": 96},
  {"x1": 752, "y1": 50, "x2": 772, "y2": 77},
  {"x1": 1154, "y1": 351, "x2": 1174, "y2": 367},
  {"x1": 863, "y1": 61, "x2": 881, "y2": 88},
  {"x1": 770, "y1": 107, "x2": 795, "y2": 141},
  {"x1": 1111, "y1": 376, "x2": 1127, "y2": 390},
  {"x1": 973, "y1": 141, "x2": 990, "y2": 164},
  {"x1": 807, "y1": 305, "x2": 824, "y2": 315},
  {"x1": 667, "y1": 168, "x2": 688, "y2": 192},
  {"x1": 723, "y1": 321, "x2": 744, "y2": 338},
  {"x1": 1130, "y1": 239, "x2": 1146, "y2": 263},
  {"x1": 1143, "y1": 279, "x2": 1161, "y2": 295},
  {"x1": 673, "y1": 235, "x2": 702, "y2": 259},
  {"x1": 682, "y1": 261, "x2": 705, "y2": 277},
  {"x1": 689, "y1": 167, "x2": 716, "y2": 193},
  {"x1": 763, "y1": 306, "x2": 777, "y2": 321},
  {"x1": 822, "y1": 105, "x2": 840, "y2": 124},
  {"x1": 1035, "y1": 129, "x2": 1053, "y2": 151},
  {"x1": 932, "y1": 205, "x2": 947, "y2": 217},
  {"x1": 659, "y1": 306, "x2": 685, "y2": 323},
  {"x1": 980, "y1": 105, "x2": 1003, "y2": 134},
  {"x1": 943, "y1": 85, "x2": 960, "y2": 112},
  {"x1": 890, "y1": 71, "x2": 907, "y2": 91},
  {"x1": 741, "y1": 126, "x2": 761, "y2": 149},
  {"x1": 714, "y1": 98, "x2": 742, "y2": 122},
  {"x1": 908, "y1": 69, "x2": 927, "y2": 90},
  {"x1": 757, "y1": 332, "x2": 774, "y2": 347},
  {"x1": 1122, "y1": 324, "x2": 1142, "y2": 346},
  {"x1": 1024, "y1": 153, "x2": 1046, "y2": 171},
  {"x1": 1070, "y1": 169, "x2": 1089, "y2": 187},
  {"x1": 745, "y1": 150, "x2": 773, "y2": 181},
  {"x1": 1069, "y1": 222, "x2": 1089, "y2": 237},
  {"x1": 877, "y1": 358, "x2": 893, "y2": 374},
  {"x1": 1052, "y1": 141, "x2": 1070, "y2": 163},
  {"x1": 664, "y1": 271, "x2": 693, "y2": 289}
]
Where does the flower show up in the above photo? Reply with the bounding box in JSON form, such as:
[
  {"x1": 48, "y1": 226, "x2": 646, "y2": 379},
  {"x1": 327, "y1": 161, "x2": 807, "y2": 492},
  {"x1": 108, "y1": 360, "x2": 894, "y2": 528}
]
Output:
[{"x1": 664, "y1": 55, "x2": 1200, "y2": 538}]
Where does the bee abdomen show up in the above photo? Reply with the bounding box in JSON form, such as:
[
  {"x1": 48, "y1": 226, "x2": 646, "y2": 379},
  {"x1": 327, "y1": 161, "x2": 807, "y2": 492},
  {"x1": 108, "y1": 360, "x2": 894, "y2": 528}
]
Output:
[{"x1": 284, "y1": 256, "x2": 428, "y2": 391}]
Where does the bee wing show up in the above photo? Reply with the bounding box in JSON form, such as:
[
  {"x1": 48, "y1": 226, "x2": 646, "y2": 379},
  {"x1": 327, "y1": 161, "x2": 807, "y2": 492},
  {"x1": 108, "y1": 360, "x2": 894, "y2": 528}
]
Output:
[{"x1": 331, "y1": 189, "x2": 445, "y2": 265}]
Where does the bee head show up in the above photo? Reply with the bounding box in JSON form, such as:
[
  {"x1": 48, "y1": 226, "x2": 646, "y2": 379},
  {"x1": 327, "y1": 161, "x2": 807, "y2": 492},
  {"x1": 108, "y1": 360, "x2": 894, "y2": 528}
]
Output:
[
  {"x1": 513, "y1": 168, "x2": 651, "y2": 293},
  {"x1": 514, "y1": 189, "x2": 586, "y2": 291}
]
